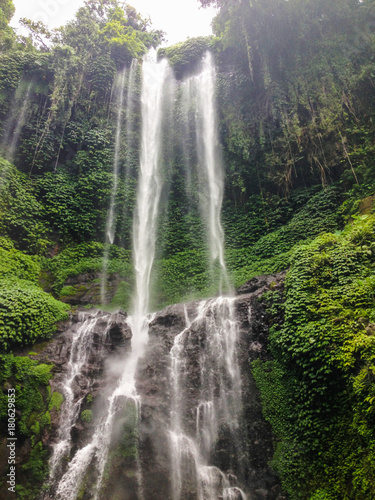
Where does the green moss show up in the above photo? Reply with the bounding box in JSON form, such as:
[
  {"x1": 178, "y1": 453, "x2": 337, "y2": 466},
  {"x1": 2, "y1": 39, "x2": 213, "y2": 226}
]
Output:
[
  {"x1": 30, "y1": 420, "x2": 40, "y2": 435},
  {"x1": 59, "y1": 285, "x2": 77, "y2": 297},
  {"x1": 40, "y1": 411, "x2": 51, "y2": 428},
  {"x1": 80, "y1": 409, "x2": 93, "y2": 423},
  {"x1": 49, "y1": 391, "x2": 64, "y2": 411}
]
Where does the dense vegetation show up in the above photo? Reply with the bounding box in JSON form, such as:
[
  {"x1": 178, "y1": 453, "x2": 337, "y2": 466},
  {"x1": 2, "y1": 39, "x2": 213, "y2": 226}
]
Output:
[
  {"x1": 253, "y1": 214, "x2": 375, "y2": 499},
  {"x1": 0, "y1": 0, "x2": 374, "y2": 497}
]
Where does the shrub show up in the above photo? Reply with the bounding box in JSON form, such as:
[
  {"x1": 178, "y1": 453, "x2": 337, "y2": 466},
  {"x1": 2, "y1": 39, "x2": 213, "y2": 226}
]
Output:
[{"x1": 0, "y1": 278, "x2": 69, "y2": 350}]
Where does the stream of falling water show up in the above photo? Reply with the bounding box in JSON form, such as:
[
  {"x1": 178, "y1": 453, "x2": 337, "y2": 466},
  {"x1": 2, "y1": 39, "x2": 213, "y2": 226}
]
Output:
[
  {"x1": 169, "y1": 298, "x2": 247, "y2": 500},
  {"x1": 49, "y1": 51, "x2": 247, "y2": 500},
  {"x1": 51, "y1": 54, "x2": 171, "y2": 500},
  {"x1": 182, "y1": 52, "x2": 229, "y2": 290},
  {"x1": 49, "y1": 311, "x2": 111, "y2": 481},
  {"x1": 168, "y1": 52, "x2": 246, "y2": 500},
  {"x1": 101, "y1": 68, "x2": 127, "y2": 304}
]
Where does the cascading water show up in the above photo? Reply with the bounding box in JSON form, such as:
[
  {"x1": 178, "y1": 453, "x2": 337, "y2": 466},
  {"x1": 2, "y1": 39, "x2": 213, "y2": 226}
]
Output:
[
  {"x1": 49, "y1": 312, "x2": 109, "y2": 480},
  {"x1": 50, "y1": 54, "x2": 172, "y2": 500},
  {"x1": 101, "y1": 60, "x2": 139, "y2": 303},
  {"x1": 92, "y1": 53, "x2": 172, "y2": 497},
  {"x1": 167, "y1": 52, "x2": 247, "y2": 499},
  {"x1": 101, "y1": 68, "x2": 127, "y2": 304},
  {"x1": 47, "y1": 51, "x2": 250, "y2": 500},
  {"x1": 168, "y1": 298, "x2": 247, "y2": 500},
  {"x1": 132, "y1": 53, "x2": 171, "y2": 327},
  {"x1": 181, "y1": 52, "x2": 229, "y2": 293},
  {"x1": 195, "y1": 53, "x2": 227, "y2": 281}
]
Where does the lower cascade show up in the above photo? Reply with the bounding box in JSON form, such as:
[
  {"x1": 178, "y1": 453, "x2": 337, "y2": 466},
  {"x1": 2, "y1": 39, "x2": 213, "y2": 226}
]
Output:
[
  {"x1": 168, "y1": 297, "x2": 246, "y2": 500},
  {"x1": 40, "y1": 274, "x2": 285, "y2": 499}
]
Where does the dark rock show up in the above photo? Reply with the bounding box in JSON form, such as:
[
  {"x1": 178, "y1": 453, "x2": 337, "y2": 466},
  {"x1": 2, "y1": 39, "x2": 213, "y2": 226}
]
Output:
[
  {"x1": 134, "y1": 270, "x2": 287, "y2": 499},
  {"x1": 236, "y1": 271, "x2": 287, "y2": 297}
]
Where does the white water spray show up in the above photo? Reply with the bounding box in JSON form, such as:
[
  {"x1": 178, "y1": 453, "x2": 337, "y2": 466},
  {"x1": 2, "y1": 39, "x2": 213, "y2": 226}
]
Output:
[
  {"x1": 196, "y1": 53, "x2": 226, "y2": 274},
  {"x1": 168, "y1": 53, "x2": 246, "y2": 500},
  {"x1": 48, "y1": 312, "x2": 112, "y2": 484},
  {"x1": 132, "y1": 53, "x2": 171, "y2": 333},
  {"x1": 169, "y1": 298, "x2": 246, "y2": 500},
  {"x1": 101, "y1": 69, "x2": 127, "y2": 304},
  {"x1": 94, "y1": 52, "x2": 172, "y2": 497},
  {"x1": 183, "y1": 52, "x2": 229, "y2": 290}
]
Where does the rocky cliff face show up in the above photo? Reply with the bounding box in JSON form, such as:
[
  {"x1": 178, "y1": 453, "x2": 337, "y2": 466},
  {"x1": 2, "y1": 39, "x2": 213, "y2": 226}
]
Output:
[
  {"x1": 136, "y1": 272, "x2": 286, "y2": 500},
  {"x1": 3, "y1": 272, "x2": 287, "y2": 499}
]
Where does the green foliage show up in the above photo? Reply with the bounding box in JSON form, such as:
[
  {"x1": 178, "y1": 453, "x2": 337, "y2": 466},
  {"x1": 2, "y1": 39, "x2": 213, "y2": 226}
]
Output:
[
  {"x1": 158, "y1": 36, "x2": 213, "y2": 79},
  {"x1": 0, "y1": 159, "x2": 49, "y2": 254},
  {"x1": 110, "y1": 280, "x2": 133, "y2": 311},
  {"x1": 0, "y1": 245, "x2": 40, "y2": 283},
  {"x1": 0, "y1": 278, "x2": 69, "y2": 350},
  {"x1": 0, "y1": 0, "x2": 15, "y2": 48},
  {"x1": 22, "y1": 441, "x2": 48, "y2": 482},
  {"x1": 49, "y1": 391, "x2": 64, "y2": 411},
  {"x1": 253, "y1": 214, "x2": 375, "y2": 499},
  {"x1": 0, "y1": 354, "x2": 52, "y2": 435},
  {"x1": 47, "y1": 241, "x2": 132, "y2": 294},
  {"x1": 0, "y1": 354, "x2": 57, "y2": 496},
  {"x1": 153, "y1": 186, "x2": 343, "y2": 308},
  {"x1": 37, "y1": 167, "x2": 112, "y2": 241},
  {"x1": 0, "y1": 0, "x2": 14, "y2": 26},
  {"x1": 202, "y1": 0, "x2": 375, "y2": 199},
  {"x1": 80, "y1": 409, "x2": 93, "y2": 423}
]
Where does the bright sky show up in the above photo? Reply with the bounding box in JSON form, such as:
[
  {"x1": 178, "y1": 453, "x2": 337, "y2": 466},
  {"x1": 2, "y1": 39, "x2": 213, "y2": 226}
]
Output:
[{"x1": 10, "y1": 0, "x2": 218, "y2": 46}]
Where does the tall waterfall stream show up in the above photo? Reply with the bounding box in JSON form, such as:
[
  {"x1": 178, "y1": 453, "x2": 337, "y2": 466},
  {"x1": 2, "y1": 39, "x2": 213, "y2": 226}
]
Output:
[{"x1": 46, "y1": 52, "x2": 251, "y2": 500}]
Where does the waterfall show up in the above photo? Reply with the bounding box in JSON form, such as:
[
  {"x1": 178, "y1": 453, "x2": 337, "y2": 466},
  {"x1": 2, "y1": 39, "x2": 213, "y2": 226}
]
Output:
[
  {"x1": 0, "y1": 80, "x2": 33, "y2": 163},
  {"x1": 47, "y1": 311, "x2": 119, "y2": 492},
  {"x1": 101, "y1": 60, "x2": 139, "y2": 304},
  {"x1": 132, "y1": 53, "x2": 171, "y2": 332},
  {"x1": 49, "y1": 51, "x2": 249, "y2": 500},
  {"x1": 92, "y1": 52, "x2": 171, "y2": 497},
  {"x1": 183, "y1": 52, "x2": 229, "y2": 291},
  {"x1": 50, "y1": 54, "x2": 172, "y2": 500},
  {"x1": 167, "y1": 52, "x2": 246, "y2": 500},
  {"x1": 101, "y1": 68, "x2": 127, "y2": 304},
  {"x1": 168, "y1": 298, "x2": 246, "y2": 500},
  {"x1": 49, "y1": 312, "x2": 99, "y2": 479},
  {"x1": 196, "y1": 53, "x2": 226, "y2": 277}
]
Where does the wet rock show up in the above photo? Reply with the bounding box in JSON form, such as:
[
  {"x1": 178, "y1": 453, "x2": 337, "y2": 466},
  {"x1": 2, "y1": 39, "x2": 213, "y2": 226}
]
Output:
[{"x1": 135, "y1": 270, "x2": 287, "y2": 500}]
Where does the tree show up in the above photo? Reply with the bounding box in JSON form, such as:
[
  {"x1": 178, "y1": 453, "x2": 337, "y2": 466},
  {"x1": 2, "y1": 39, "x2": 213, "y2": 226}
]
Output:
[{"x1": 0, "y1": 0, "x2": 15, "y2": 30}]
